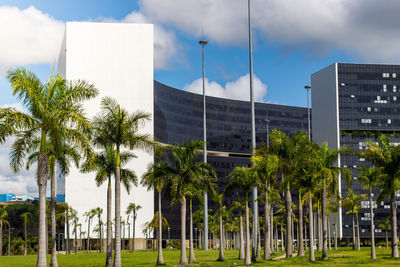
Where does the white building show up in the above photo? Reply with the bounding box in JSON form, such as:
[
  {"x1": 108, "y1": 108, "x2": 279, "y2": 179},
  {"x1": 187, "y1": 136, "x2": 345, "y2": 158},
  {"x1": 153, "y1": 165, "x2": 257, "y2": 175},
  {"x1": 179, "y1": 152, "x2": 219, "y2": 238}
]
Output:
[{"x1": 58, "y1": 22, "x2": 154, "y2": 244}]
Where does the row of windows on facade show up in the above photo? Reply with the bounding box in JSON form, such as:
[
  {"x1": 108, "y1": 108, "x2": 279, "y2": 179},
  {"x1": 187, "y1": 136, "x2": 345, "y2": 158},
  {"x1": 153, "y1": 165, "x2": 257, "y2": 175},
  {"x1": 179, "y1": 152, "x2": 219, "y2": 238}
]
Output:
[
  {"x1": 361, "y1": 118, "x2": 393, "y2": 124},
  {"x1": 382, "y1": 73, "x2": 397, "y2": 78},
  {"x1": 347, "y1": 94, "x2": 398, "y2": 103}
]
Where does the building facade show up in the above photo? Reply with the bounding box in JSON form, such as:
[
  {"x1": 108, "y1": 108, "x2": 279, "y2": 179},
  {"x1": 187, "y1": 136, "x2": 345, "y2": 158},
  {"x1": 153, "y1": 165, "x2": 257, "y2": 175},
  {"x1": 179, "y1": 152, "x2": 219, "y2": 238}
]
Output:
[{"x1": 312, "y1": 63, "x2": 400, "y2": 240}]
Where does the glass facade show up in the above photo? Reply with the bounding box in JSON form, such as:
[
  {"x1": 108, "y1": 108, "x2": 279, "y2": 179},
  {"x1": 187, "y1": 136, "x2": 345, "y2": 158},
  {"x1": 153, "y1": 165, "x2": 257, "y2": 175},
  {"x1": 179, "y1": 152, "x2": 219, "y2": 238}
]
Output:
[
  {"x1": 338, "y1": 63, "x2": 400, "y2": 238},
  {"x1": 154, "y1": 81, "x2": 309, "y2": 239}
]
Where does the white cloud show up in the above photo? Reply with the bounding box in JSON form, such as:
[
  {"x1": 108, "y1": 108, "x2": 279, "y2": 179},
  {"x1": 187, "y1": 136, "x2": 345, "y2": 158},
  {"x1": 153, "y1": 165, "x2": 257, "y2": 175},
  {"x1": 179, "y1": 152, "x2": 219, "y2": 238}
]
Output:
[
  {"x1": 184, "y1": 73, "x2": 267, "y2": 102},
  {"x1": 139, "y1": 0, "x2": 400, "y2": 62},
  {"x1": 122, "y1": 11, "x2": 178, "y2": 70},
  {"x1": 0, "y1": 6, "x2": 65, "y2": 76}
]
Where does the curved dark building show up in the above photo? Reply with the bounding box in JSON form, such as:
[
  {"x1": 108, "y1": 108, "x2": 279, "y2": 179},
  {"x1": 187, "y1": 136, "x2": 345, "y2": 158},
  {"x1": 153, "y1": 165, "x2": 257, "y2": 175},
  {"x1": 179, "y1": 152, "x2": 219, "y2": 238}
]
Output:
[{"x1": 154, "y1": 81, "x2": 310, "y2": 239}]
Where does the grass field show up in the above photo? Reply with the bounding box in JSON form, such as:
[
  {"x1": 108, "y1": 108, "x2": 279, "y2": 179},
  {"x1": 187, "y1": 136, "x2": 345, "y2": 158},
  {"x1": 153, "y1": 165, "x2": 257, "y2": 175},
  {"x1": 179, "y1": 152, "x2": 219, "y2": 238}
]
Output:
[{"x1": 0, "y1": 247, "x2": 399, "y2": 266}]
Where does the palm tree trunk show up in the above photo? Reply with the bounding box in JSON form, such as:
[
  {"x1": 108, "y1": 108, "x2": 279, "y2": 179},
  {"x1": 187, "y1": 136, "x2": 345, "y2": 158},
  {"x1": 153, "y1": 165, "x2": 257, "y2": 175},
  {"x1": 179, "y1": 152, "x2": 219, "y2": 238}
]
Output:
[
  {"x1": 305, "y1": 217, "x2": 307, "y2": 251},
  {"x1": 106, "y1": 178, "x2": 112, "y2": 267},
  {"x1": 179, "y1": 196, "x2": 188, "y2": 266},
  {"x1": 318, "y1": 206, "x2": 322, "y2": 252},
  {"x1": 189, "y1": 198, "x2": 195, "y2": 263},
  {"x1": 0, "y1": 220, "x2": 2, "y2": 256},
  {"x1": 270, "y1": 206, "x2": 274, "y2": 253},
  {"x1": 157, "y1": 190, "x2": 164, "y2": 264},
  {"x1": 218, "y1": 203, "x2": 224, "y2": 261},
  {"x1": 113, "y1": 164, "x2": 122, "y2": 267},
  {"x1": 239, "y1": 212, "x2": 244, "y2": 259},
  {"x1": 264, "y1": 188, "x2": 270, "y2": 260},
  {"x1": 391, "y1": 192, "x2": 399, "y2": 258},
  {"x1": 66, "y1": 212, "x2": 70, "y2": 254},
  {"x1": 352, "y1": 215, "x2": 355, "y2": 250},
  {"x1": 369, "y1": 189, "x2": 376, "y2": 259},
  {"x1": 285, "y1": 188, "x2": 292, "y2": 258},
  {"x1": 275, "y1": 226, "x2": 278, "y2": 252},
  {"x1": 24, "y1": 219, "x2": 27, "y2": 256},
  {"x1": 257, "y1": 223, "x2": 261, "y2": 258},
  {"x1": 308, "y1": 193, "x2": 315, "y2": 262},
  {"x1": 36, "y1": 152, "x2": 48, "y2": 267},
  {"x1": 99, "y1": 216, "x2": 103, "y2": 253},
  {"x1": 386, "y1": 231, "x2": 389, "y2": 249},
  {"x1": 280, "y1": 225, "x2": 284, "y2": 252},
  {"x1": 298, "y1": 193, "x2": 304, "y2": 256},
  {"x1": 244, "y1": 198, "x2": 251, "y2": 265},
  {"x1": 50, "y1": 169, "x2": 58, "y2": 267},
  {"x1": 334, "y1": 214, "x2": 338, "y2": 250},
  {"x1": 328, "y1": 216, "x2": 331, "y2": 250},
  {"x1": 356, "y1": 213, "x2": 360, "y2": 251},
  {"x1": 132, "y1": 215, "x2": 135, "y2": 252},
  {"x1": 322, "y1": 183, "x2": 328, "y2": 259},
  {"x1": 74, "y1": 220, "x2": 78, "y2": 254}
]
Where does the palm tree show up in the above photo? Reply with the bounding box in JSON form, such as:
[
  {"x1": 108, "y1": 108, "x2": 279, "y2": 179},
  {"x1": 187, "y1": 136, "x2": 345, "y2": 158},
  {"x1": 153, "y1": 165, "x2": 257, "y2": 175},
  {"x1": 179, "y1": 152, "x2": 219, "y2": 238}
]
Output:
[
  {"x1": 83, "y1": 210, "x2": 95, "y2": 252},
  {"x1": 26, "y1": 140, "x2": 80, "y2": 267},
  {"x1": 57, "y1": 203, "x2": 71, "y2": 254},
  {"x1": 343, "y1": 189, "x2": 366, "y2": 251},
  {"x1": 82, "y1": 146, "x2": 136, "y2": 265},
  {"x1": 357, "y1": 166, "x2": 384, "y2": 259},
  {"x1": 360, "y1": 134, "x2": 400, "y2": 258},
  {"x1": 0, "y1": 68, "x2": 97, "y2": 267},
  {"x1": 378, "y1": 216, "x2": 391, "y2": 249},
  {"x1": 230, "y1": 200, "x2": 245, "y2": 260},
  {"x1": 92, "y1": 207, "x2": 103, "y2": 253},
  {"x1": 69, "y1": 208, "x2": 79, "y2": 254},
  {"x1": 141, "y1": 160, "x2": 171, "y2": 264},
  {"x1": 92, "y1": 97, "x2": 153, "y2": 267},
  {"x1": 165, "y1": 140, "x2": 216, "y2": 266},
  {"x1": 252, "y1": 152, "x2": 279, "y2": 260},
  {"x1": 214, "y1": 193, "x2": 225, "y2": 261},
  {"x1": 0, "y1": 206, "x2": 8, "y2": 256},
  {"x1": 315, "y1": 142, "x2": 351, "y2": 260},
  {"x1": 20, "y1": 212, "x2": 31, "y2": 256},
  {"x1": 227, "y1": 167, "x2": 259, "y2": 265},
  {"x1": 126, "y1": 203, "x2": 142, "y2": 252}
]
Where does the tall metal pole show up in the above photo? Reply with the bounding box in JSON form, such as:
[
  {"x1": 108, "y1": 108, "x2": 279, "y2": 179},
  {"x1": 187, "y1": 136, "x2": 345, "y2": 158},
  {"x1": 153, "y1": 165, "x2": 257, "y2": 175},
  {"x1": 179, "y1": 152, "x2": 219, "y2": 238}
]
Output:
[
  {"x1": 199, "y1": 39, "x2": 208, "y2": 251},
  {"x1": 305, "y1": 85, "x2": 311, "y2": 141},
  {"x1": 248, "y1": 0, "x2": 258, "y2": 261}
]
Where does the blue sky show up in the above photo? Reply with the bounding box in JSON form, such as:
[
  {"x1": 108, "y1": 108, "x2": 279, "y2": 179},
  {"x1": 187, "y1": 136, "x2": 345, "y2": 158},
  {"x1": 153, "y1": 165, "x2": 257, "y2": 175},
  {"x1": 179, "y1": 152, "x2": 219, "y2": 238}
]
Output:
[{"x1": 2, "y1": 0, "x2": 400, "y2": 195}]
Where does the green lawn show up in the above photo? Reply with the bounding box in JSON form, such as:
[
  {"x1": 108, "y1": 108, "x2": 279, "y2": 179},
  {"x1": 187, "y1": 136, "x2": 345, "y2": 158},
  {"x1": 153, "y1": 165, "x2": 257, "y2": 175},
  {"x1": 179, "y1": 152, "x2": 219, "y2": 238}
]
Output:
[{"x1": 0, "y1": 247, "x2": 399, "y2": 266}]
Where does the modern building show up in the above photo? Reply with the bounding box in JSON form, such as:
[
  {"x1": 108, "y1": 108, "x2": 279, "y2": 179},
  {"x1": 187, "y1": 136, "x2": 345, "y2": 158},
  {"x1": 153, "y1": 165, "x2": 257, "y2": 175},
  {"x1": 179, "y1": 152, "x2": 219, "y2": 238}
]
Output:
[{"x1": 312, "y1": 63, "x2": 400, "y2": 240}]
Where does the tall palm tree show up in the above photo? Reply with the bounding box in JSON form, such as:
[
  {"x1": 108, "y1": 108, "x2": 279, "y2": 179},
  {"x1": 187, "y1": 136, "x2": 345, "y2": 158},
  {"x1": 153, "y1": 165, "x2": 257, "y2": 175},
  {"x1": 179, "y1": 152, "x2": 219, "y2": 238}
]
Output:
[
  {"x1": 82, "y1": 146, "x2": 136, "y2": 266},
  {"x1": 0, "y1": 68, "x2": 97, "y2": 267},
  {"x1": 126, "y1": 203, "x2": 142, "y2": 252},
  {"x1": 214, "y1": 193, "x2": 225, "y2": 262},
  {"x1": 360, "y1": 134, "x2": 400, "y2": 258},
  {"x1": 20, "y1": 212, "x2": 31, "y2": 256},
  {"x1": 165, "y1": 140, "x2": 216, "y2": 266},
  {"x1": 0, "y1": 206, "x2": 8, "y2": 256},
  {"x1": 343, "y1": 189, "x2": 366, "y2": 251},
  {"x1": 378, "y1": 216, "x2": 391, "y2": 249},
  {"x1": 83, "y1": 210, "x2": 95, "y2": 252},
  {"x1": 227, "y1": 167, "x2": 259, "y2": 265},
  {"x1": 92, "y1": 97, "x2": 153, "y2": 267},
  {"x1": 357, "y1": 166, "x2": 384, "y2": 259},
  {"x1": 252, "y1": 152, "x2": 279, "y2": 260},
  {"x1": 230, "y1": 200, "x2": 245, "y2": 260},
  {"x1": 141, "y1": 160, "x2": 171, "y2": 265},
  {"x1": 26, "y1": 140, "x2": 80, "y2": 267}
]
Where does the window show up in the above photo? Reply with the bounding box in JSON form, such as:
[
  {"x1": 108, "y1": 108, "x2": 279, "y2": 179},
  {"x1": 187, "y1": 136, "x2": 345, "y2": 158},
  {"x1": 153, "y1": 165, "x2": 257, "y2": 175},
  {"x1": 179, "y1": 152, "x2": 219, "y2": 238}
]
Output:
[
  {"x1": 383, "y1": 73, "x2": 390, "y2": 78},
  {"x1": 367, "y1": 107, "x2": 371, "y2": 112},
  {"x1": 377, "y1": 96, "x2": 381, "y2": 100},
  {"x1": 350, "y1": 94, "x2": 355, "y2": 98},
  {"x1": 340, "y1": 83, "x2": 345, "y2": 86},
  {"x1": 394, "y1": 96, "x2": 397, "y2": 101},
  {"x1": 393, "y1": 73, "x2": 397, "y2": 78},
  {"x1": 359, "y1": 157, "x2": 365, "y2": 161},
  {"x1": 394, "y1": 85, "x2": 397, "y2": 92},
  {"x1": 361, "y1": 119, "x2": 371, "y2": 124},
  {"x1": 388, "y1": 119, "x2": 392, "y2": 124},
  {"x1": 383, "y1": 84, "x2": 387, "y2": 92}
]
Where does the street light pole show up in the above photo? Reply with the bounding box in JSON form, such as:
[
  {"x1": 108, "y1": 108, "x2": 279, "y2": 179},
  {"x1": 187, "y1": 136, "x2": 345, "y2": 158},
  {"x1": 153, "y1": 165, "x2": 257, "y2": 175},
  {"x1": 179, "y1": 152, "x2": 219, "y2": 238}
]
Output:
[
  {"x1": 304, "y1": 85, "x2": 311, "y2": 141},
  {"x1": 264, "y1": 118, "x2": 270, "y2": 148},
  {"x1": 247, "y1": 0, "x2": 258, "y2": 261},
  {"x1": 199, "y1": 39, "x2": 209, "y2": 251}
]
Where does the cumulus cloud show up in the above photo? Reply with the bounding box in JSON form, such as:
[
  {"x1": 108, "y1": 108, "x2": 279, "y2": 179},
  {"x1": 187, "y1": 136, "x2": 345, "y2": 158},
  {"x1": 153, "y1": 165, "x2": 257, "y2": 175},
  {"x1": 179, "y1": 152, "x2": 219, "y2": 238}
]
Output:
[
  {"x1": 122, "y1": 11, "x2": 178, "y2": 70},
  {"x1": 184, "y1": 73, "x2": 267, "y2": 102},
  {"x1": 138, "y1": 0, "x2": 400, "y2": 62},
  {"x1": 0, "y1": 6, "x2": 65, "y2": 76}
]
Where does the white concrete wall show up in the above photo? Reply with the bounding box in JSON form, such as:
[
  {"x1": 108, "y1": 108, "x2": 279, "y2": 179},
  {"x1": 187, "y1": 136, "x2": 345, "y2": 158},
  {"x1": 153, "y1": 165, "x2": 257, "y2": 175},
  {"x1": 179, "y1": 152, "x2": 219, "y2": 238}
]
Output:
[
  {"x1": 311, "y1": 63, "x2": 342, "y2": 238},
  {"x1": 58, "y1": 22, "x2": 154, "y2": 239}
]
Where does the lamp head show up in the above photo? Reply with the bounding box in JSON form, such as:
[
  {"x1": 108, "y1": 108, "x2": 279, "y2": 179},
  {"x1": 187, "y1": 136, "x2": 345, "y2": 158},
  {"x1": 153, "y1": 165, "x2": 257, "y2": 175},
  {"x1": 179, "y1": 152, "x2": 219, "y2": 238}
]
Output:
[
  {"x1": 304, "y1": 85, "x2": 311, "y2": 90},
  {"x1": 199, "y1": 40, "x2": 208, "y2": 45}
]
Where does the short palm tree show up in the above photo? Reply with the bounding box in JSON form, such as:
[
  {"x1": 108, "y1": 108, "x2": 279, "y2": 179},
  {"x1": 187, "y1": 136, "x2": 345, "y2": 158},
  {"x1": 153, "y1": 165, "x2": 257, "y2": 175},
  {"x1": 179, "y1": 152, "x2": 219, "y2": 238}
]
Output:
[
  {"x1": 360, "y1": 134, "x2": 400, "y2": 258},
  {"x1": 227, "y1": 167, "x2": 259, "y2": 265},
  {"x1": 0, "y1": 206, "x2": 8, "y2": 256},
  {"x1": 81, "y1": 145, "x2": 136, "y2": 266},
  {"x1": 57, "y1": 203, "x2": 71, "y2": 254},
  {"x1": 141, "y1": 160, "x2": 171, "y2": 264},
  {"x1": 357, "y1": 166, "x2": 384, "y2": 259},
  {"x1": 126, "y1": 203, "x2": 142, "y2": 252},
  {"x1": 92, "y1": 207, "x2": 103, "y2": 253},
  {"x1": 252, "y1": 152, "x2": 279, "y2": 260},
  {"x1": 92, "y1": 97, "x2": 153, "y2": 267},
  {"x1": 164, "y1": 140, "x2": 215, "y2": 266},
  {"x1": 343, "y1": 189, "x2": 366, "y2": 251},
  {"x1": 20, "y1": 212, "x2": 31, "y2": 256},
  {"x1": 230, "y1": 199, "x2": 245, "y2": 260},
  {"x1": 214, "y1": 193, "x2": 225, "y2": 262},
  {"x1": 83, "y1": 210, "x2": 95, "y2": 252},
  {"x1": 70, "y1": 208, "x2": 79, "y2": 254},
  {"x1": 378, "y1": 216, "x2": 391, "y2": 249},
  {"x1": 0, "y1": 68, "x2": 97, "y2": 267}
]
